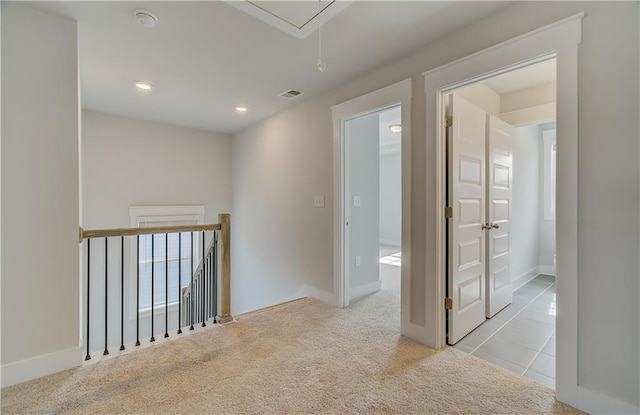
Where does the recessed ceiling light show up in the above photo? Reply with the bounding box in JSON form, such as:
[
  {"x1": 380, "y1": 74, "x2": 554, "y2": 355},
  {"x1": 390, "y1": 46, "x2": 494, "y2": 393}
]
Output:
[
  {"x1": 134, "y1": 81, "x2": 154, "y2": 91},
  {"x1": 389, "y1": 124, "x2": 402, "y2": 133},
  {"x1": 235, "y1": 105, "x2": 248, "y2": 113}
]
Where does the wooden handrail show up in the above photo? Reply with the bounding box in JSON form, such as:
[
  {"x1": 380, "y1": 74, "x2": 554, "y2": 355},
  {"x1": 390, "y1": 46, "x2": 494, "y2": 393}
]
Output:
[
  {"x1": 79, "y1": 213, "x2": 233, "y2": 326},
  {"x1": 79, "y1": 223, "x2": 221, "y2": 241}
]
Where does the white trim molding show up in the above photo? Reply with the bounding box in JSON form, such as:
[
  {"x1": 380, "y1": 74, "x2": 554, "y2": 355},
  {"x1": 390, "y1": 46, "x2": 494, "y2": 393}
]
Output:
[
  {"x1": 1, "y1": 346, "x2": 82, "y2": 388},
  {"x1": 293, "y1": 285, "x2": 335, "y2": 306},
  {"x1": 331, "y1": 79, "x2": 414, "y2": 338},
  {"x1": 511, "y1": 266, "x2": 542, "y2": 292},
  {"x1": 423, "y1": 13, "x2": 597, "y2": 412},
  {"x1": 349, "y1": 280, "x2": 382, "y2": 301},
  {"x1": 379, "y1": 238, "x2": 401, "y2": 247},
  {"x1": 539, "y1": 265, "x2": 556, "y2": 276}
]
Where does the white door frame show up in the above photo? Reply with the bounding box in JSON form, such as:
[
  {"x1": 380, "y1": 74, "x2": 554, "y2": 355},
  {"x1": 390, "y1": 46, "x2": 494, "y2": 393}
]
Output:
[
  {"x1": 424, "y1": 13, "x2": 590, "y2": 411},
  {"x1": 331, "y1": 79, "x2": 412, "y2": 324}
]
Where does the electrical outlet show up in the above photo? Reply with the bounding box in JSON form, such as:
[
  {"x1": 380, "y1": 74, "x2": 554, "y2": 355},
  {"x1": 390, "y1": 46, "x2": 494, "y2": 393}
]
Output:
[
  {"x1": 355, "y1": 256, "x2": 361, "y2": 267},
  {"x1": 313, "y1": 195, "x2": 325, "y2": 208},
  {"x1": 353, "y1": 196, "x2": 361, "y2": 207}
]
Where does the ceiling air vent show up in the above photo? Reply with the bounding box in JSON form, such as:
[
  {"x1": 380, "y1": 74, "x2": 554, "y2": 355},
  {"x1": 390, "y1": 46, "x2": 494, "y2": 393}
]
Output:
[{"x1": 279, "y1": 89, "x2": 304, "y2": 100}]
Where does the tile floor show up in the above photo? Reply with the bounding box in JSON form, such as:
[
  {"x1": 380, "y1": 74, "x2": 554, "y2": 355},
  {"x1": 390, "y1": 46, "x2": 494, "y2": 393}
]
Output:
[{"x1": 452, "y1": 274, "x2": 557, "y2": 389}]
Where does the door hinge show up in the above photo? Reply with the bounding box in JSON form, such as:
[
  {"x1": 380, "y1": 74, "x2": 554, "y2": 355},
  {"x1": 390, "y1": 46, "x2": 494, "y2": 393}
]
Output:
[
  {"x1": 444, "y1": 298, "x2": 453, "y2": 309},
  {"x1": 445, "y1": 115, "x2": 453, "y2": 128},
  {"x1": 444, "y1": 206, "x2": 453, "y2": 219}
]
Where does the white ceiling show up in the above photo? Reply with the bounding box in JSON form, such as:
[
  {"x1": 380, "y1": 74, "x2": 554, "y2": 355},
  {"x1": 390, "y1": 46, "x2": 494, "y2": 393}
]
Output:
[
  {"x1": 32, "y1": 1, "x2": 512, "y2": 134},
  {"x1": 226, "y1": 1, "x2": 353, "y2": 39},
  {"x1": 483, "y1": 58, "x2": 556, "y2": 94}
]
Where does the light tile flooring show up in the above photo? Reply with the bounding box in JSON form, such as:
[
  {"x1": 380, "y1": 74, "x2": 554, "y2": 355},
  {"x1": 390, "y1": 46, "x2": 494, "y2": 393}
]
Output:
[
  {"x1": 376, "y1": 247, "x2": 555, "y2": 388},
  {"x1": 452, "y1": 275, "x2": 557, "y2": 389}
]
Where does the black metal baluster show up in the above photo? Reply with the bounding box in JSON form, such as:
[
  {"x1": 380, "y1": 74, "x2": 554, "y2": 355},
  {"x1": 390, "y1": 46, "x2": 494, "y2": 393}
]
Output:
[
  {"x1": 202, "y1": 231, "x2": 206, "y2": 327},
  {"x1": 104, "y1": 237, "x2": 109, "y2": 356},
  {"x1": 190, "y1": 232, "x2": 194, "y2": 330},
  {"x1": 85, "y1": 238, "x2": 92, "y2": 361},
  {"x1": 213, "y1": 232, "x2": 218, "y2": 322},
  {"x1": 195, "y1": 275, "x2": 198, "y2": 325},
  {"x1": 150, "y1": 234, "x2": 155, "y2": 342},
  {"x1": 210, "y1": 252, "x2": 213, "y2": 320},
  {"x1": 205, "y1": 253, "x2": 208, "y2": 321},
  {"x1": 164, "y1": 233, "x2": 169, "y2": 338},
  {"x1": 207, "y1": 253, "x2": 211, "y2": 320},
  {"x1": 178, "y1": 233, "x2": 182, "y2": 334},
  {"x1": 120, "y1": 236, "x2": 125, "y2": 351},
  {"x1": 211, "y1": 251, "x2": 214, "y2": 321},
  {"x1": 136, "y1": 235, "x2": 141, "y2": 347},
  {"x1": 195, "y1": 273, "x2": 199, "y2": 325}
]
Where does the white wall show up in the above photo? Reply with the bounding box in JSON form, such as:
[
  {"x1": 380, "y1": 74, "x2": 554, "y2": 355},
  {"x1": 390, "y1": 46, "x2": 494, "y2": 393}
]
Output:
[
  {"x1": 511, "y1": 125, "x2": 541, "y2": 286},
  {"x1": 1, "y1": 3, "x2": 80, "y2": 386},
  {"x1": 82, "y1": 110, "x2": 231, "y2": 229},
  {"x1": 231, "y1": 2, "x2": 639, "y2": 409},
  {"x1": 538, "y1": 123, "x2": 556, "y2": 273},
  {"x1": 379, "y1": 152, "x2": 401, "y2": 247},
  {"x1": 346, "y1": 113, "x2": 380, "y2": 297},
  {"x1": 231, "y1": 100, "x2": 334, "y2": 313}
]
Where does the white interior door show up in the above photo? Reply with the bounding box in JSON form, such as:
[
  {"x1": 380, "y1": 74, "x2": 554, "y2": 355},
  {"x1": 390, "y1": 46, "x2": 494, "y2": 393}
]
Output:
[
  {"x1": 486, "y1": 115, "x2": 513, "y2": 317},
  {"x1": 447, "y1": 94, "x2": 487, "y2": 345},
  {"x1": 344, "y1": 112, "x2": 380, "y2": 305}
]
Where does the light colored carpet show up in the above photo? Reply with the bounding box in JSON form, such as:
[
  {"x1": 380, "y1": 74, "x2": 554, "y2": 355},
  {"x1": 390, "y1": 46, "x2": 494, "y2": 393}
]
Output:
[{"x1": 1, "y1": 283, "x2": 582, "y2": 414}]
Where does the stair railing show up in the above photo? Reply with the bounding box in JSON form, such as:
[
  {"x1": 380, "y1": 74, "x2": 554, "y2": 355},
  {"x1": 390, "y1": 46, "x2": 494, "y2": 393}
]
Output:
[{"x1": 79, "y1": 213, "x2": 232, "y2": 361}]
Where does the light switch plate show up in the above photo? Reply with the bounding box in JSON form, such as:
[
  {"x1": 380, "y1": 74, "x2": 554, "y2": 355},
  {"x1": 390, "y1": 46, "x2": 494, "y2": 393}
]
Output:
[
  {"x1": 353, "y1": 196, "x2": 361, "y2": 207},
  {"x1": 355, "y1": 256, "x2": 361, "y2": 267},
  {"x1": 313, "y1": 195, "x2": 325, "y2": 208}
]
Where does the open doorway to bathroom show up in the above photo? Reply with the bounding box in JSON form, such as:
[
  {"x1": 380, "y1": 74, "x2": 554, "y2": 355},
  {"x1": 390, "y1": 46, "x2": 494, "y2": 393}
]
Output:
[{"x1": 445, "y1": 58, "x2": 558, "y2": 389}]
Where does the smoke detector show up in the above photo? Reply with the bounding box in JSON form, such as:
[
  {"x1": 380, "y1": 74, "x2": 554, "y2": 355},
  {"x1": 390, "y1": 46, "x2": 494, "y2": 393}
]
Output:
[{"x1": 134, "y1": 10, "x2": 158, "y2": 28}]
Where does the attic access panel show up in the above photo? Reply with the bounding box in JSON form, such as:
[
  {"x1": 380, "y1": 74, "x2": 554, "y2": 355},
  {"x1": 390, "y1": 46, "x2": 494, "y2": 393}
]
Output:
[{"x1": 226, "y1": 1, "x2": 353, "y2": 39}]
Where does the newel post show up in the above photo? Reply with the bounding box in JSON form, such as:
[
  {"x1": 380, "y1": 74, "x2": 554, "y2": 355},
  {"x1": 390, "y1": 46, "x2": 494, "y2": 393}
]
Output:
[{"x1": 217, "y1": 213, "x2": 233, "y2": 323}]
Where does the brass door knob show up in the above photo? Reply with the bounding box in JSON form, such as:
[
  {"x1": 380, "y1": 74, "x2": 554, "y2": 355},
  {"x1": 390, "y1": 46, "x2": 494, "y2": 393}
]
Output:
[{"x1": 481, "y1": 223, "x2": 500, "y2": 230}]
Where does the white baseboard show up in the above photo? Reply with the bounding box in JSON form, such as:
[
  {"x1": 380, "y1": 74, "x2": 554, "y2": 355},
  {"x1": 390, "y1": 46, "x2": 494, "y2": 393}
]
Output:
[
  {"x1": 512, "y1": 265, "x2": 557, "y2": 293},
  {"x1": 563, "y1": 384, "x2": 640, "y2": 414},
  {"x1": 1, "y1": 346, "x2": 82, "y2": 388},
  {"x1": 294, "y1": 285, "x2": 336, "y2": 307},
  {"x1": 349, "y1": 280, "x2": 382, "y2": 300},
  {"x1": 512, "y1": 266, "x2": 540, "y2": 292},
  {"x1": 379, "y1": 239, "x2": 401, "y2": 247},
  {"x1": 539, "y1": 264, "x2": 556, "y2": 276}
]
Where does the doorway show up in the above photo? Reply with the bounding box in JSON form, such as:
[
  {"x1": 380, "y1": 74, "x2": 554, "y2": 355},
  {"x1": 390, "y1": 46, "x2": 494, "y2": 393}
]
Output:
[
  {"x1": 343, "y1": 105, "x2": 402, "y2": 301},
  {"x1": 342, "y1": 105, "x2": 402, "y2": 301},
  {"x1": 444, "y1": 59, "x2": 558, "y2": 388},
  {"x1": 331, "y1": 79, "x2": 413, "y2": 334}
]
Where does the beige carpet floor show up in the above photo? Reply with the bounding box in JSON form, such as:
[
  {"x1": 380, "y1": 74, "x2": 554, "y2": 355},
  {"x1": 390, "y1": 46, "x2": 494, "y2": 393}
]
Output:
[{"x1": 1, "y1": 283, "x2": 583, "y2": 414}]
